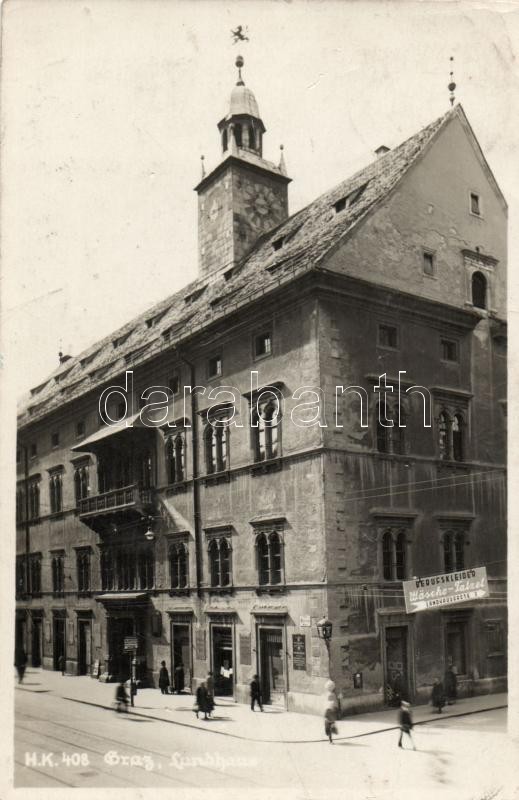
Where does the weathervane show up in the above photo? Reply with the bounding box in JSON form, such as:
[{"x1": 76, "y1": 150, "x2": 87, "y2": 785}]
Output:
[
  {"x1": 231, "y1": 25, "x2": 249, "y2": 44},
  {"x1": 448, "y1": 56, "x2": 456, "y2": 107}
]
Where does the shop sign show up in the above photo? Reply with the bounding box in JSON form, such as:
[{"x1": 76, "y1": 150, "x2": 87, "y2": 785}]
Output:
[
  {"x1": 123, "y1": 636, "x2": 138, "y2": 651},
  {"x1": 299, "y1": 615, "x2": 311, "y2": 627},
  {"x1": 403, "y1": 567, "x2": 489, "y2": 613}
]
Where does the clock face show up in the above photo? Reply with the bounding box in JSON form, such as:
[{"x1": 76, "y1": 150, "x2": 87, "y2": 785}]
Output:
[{"x1": 244, "y1": 183, "x2": 284, "y2": 229}]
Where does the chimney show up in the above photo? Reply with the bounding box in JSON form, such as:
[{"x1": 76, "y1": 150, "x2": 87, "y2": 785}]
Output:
[
  {"x1": 59, "y1": 351, "x2": 72, "y2": 365},
  {"x1": 375, "y1": 145, "x2": 390, "y2": 159}
]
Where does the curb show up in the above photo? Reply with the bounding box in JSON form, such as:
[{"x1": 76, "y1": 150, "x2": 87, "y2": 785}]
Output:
[{"x1": 59, "y1": 694, "x2": 508, "y2": 745}]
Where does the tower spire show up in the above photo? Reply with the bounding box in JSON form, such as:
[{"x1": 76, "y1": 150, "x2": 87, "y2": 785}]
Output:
[
  {"x1": 236, "y1": 54, "x2": 245, "y2": 86},
  {"x1": 448, "y1": 56, "x2": 456, "y2": 107}
]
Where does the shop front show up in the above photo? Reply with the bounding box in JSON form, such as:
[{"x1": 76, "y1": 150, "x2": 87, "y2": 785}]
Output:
[
  {"x1": 252, "y1": 611, "x2": 288, "y2": 707},
  {"x1": 207, "y1": 612, "x2": 236, "y2": 697},
  {"x1": 96, "y1": 592, "x2": 150, "y2": 682}
]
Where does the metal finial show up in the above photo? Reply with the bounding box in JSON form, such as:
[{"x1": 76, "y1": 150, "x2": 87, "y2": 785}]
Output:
[
  {"x1": 279, "y1": 144, "x2": 287, "y2": 176},
  {"x1": 448, "y1": 56, "x2": 456, "y2": 107},
  {"x1": 200, "y1": 155, "x2": 206, "y2": 179},
  {"x1": 235, "y1": 54, "x2": 245, "y2": 86}
]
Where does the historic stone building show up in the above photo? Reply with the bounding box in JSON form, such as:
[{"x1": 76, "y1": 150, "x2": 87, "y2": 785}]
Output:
[{"x1": 15, "y1": 58, "x2": 507, "y2": 714}]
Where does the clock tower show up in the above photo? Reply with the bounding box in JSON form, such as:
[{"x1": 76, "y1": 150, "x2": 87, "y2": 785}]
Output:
[{"x1": 195, "y1": 56, "x2": 291, "y2": 279}]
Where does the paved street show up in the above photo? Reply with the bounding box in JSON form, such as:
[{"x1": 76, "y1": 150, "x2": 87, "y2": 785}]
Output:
[{"x1": 13, "y1": 669, "x2": 518, "y2": 798}]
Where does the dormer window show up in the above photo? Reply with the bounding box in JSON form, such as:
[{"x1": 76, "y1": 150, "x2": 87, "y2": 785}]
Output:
[
  {"x1": 113, "y1": 330, "x2": 133, "y2": 348},
  {"x1": 333, "y1": 183, "x2": 368, "y2": 214},
  {"x1": 146, "y1": 309, "x2": 169, "y2": 328},
  {"x1": 272, "y1": 237, "x2": 284, "y2": 251}
]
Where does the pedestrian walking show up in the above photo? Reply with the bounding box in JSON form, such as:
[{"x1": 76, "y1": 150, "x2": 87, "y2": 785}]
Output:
[
  {"x1": 195, "y1": 681, "x2": 209, "y2": 720},
  {"x1": 159, "y1": 660, "x2": 170, "y2": 695},
  {"x1": 431, "y1": 678, "x2": 446, "y2": 713},
  {"x1": 15, "y1": 649, "x2": 27, "y2": 684},
  {"x1": 206, "y1": 672, "x2": 215, "y2": 716},
  {"x1": 397, "y1": 700, "x2": 416, "y2": 749},
  {"x1": 444, "y1": 665, "x2": 457, "y2": 705},
  {"x1": 174, "y1": 661, "x2": 185, "y2": 694},
  {"x1": 250, "y1": 674, "x2": 263, "y2": 711},
  {"x1": 324, "y1": 694, "x2": 338, "y2": 744},
  {"x1": 115, "y1": 681, "x2": 129, "y2": 713}
]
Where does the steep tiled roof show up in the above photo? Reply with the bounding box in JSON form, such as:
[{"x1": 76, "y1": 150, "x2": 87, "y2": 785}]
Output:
[{"x1": 18, "y1": 107, "x2": 453, "y2": 428}]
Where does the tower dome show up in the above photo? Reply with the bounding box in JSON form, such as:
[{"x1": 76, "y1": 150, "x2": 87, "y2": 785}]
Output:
[
  {"x1": 228, "y1": 84, "x2": 260, "y2": 120},
  {"x1": 217, "y1": 56, "x2": 265, "y2": 157}
]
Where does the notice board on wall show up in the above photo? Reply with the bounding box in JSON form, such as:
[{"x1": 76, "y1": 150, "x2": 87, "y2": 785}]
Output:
[
  {"x1": 292, "y1": 634, "x2": 307, "y2": 671},
  {"x1": 196, "y1": 628, "x2": 206, "y2": 661}
]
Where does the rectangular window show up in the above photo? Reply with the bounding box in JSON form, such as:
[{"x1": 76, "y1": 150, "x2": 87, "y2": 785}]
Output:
[
  {"x1": 441, "y1": 338, "x2": 458, "y2": 362},
  {"x1": 51, "y1": 432, "x2": 60, "y2": 449},
  {"x1": 378, "y1": 324, "x2": 398, "y2": 349},
  {"x1": 486, "y1": 621, "x2": 505, "y2": 656},
  {"x1": 51, "y1": 552, "x2": 65, "y2": 596},
  {"x1": 29, "y1": 553, "x2": 42, "y2": 596},
  {"x1": 208, "y1": 355, "x2": 222, "y2": 379},
  {"x1": 254, "y1": 332, "x2": 272, "y2": 359},
  {"x1": 470, "y1": 192, "x2": 481, "y2": 216},
  {"x1": 423, "y1": 251, "x2": 435, "y2": 276},
  {"x1": 16, "y1": 556, "x2": 26, "y2": 598},
  {"x1": 169, "y1": 374, "x2": 180, "y2": 395},
  {"x1": 76, "y1": 420, "x2": 85, "y2": 439}
]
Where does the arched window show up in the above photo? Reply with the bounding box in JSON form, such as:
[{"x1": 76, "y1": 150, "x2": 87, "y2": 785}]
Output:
[
  {"x1": 393, "y1": 408, "x2": 406, "y2": 455},
  {"x1": 253, "y1": 395, "x2": 282, "y2": 462},
  {"x1": 257, "y1": 534, "x2": 269, "y2": 585},
  {"x1": 382, "y1": 531, "x2": 393, "y2": 580},
  {"x1": 443, "y1": 530, "x2": 466, "y2": 572},
  {"x1": 140, "y1": 450, "x2": 153, "y2": 489},
  {"x1": 222, "y1": 129, "x2": 228, "y2": 152},
  {"x1": 170, "y1": 543, "x2": 188, "y2": 589},
  {"x1": 208, "y1": 537, "x2": 231, "y2": 587},
  {"x1": 220, "y1": 538, "x2": 231, "y2": 586},
  {"x1": 452, "y1": 414, "x2": 464, "y2": 462},
  {"x1": 49, "y1": 473, "x2": 63, "y2": 514},
  {"x1": 209, "y1": 539, "x2": 220, "y2": 587},
  {"x1": 166, "y1": 433, "x2": 185, "y2": 484},
  {"x1": 205, "y1": 421, "x2": 228, "y2": 474},
  {"x1": 269, "y1": 532, "x2": 282, "y2": 584},
  {"x1": 101, "y1": 549, "x2": 114, "y2": 590},
  {"x1": 395, "y1": 532, "x2": 407, "y2": 579},
  {"x1": 234, "y1": 123, "x2": 242, "y2": 147},
  {"x1": 472, "y1": 271, "x2": 487, "y2": 309},
  {"x1": 139, "y1": 547, "x2": 154, "y2": 589},
  {"x1": 97, "y1": 458, "x2": 108, "y2": 494},
  {"x1": 438, "y1": 411, "x2": 450, "y2": 460}
]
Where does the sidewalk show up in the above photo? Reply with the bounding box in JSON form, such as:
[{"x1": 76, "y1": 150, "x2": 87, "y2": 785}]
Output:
[{"x1": 16, "y1": 668, "x2": 507, "y2": 744}]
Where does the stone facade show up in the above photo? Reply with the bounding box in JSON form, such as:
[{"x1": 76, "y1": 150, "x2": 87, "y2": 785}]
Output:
[{"x1": 15, "y1": 64, "x2": 507, "y2": 715}]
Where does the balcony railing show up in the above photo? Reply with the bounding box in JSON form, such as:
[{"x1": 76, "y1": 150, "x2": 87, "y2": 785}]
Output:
[{"x1": 78, "y1": 483, "x2": 153, "y2": 518}]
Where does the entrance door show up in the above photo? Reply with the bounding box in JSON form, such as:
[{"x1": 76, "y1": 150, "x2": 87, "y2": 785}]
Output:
[
  {"x1": 212, "y1": 626, "x2": 234, "y2": 696},
  {"x1": 259, "y1": 627, "x2": 285, "y2": 705},
  {"x1": 171, "y1": 623, "x2": 191, "y2": 691},
  {"x1": 385, "y1": 626, "x2": 409, "y2": 704},
  {"x1": 15, "y1": 617, "x2": 26, "y2": 659},
  {"x1": 53, "y1": 618, "x2": 66, "y2": 671},
  {"x1": 445, "y1": 618, "x2": 468, "y2": 675},
  {"x1": 108, "y1": 617, "x2": 134, "y2": 680},
  {"x1": 78, "y1": 621, "x2": 91, "y2": 675},
  {"x1": 31, "y1": 619, "x2": 42, "y2": 667}
]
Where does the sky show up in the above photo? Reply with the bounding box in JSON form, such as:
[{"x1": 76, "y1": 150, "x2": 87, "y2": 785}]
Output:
[{"x1": 2, "y1": 0, "x2": 519, "y2": 400}]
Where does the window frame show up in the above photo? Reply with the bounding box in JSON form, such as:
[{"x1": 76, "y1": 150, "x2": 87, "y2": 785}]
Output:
[
  {"x1": 251, "y1": 392, "x2": 283, "y2": 463},
  {"x1": 469, "y1": 191, "x2": 482, "y2": 217},
  {"x1": 253, "y1": 331, "x2": 273, "y2": 361},
  {"x1": 422, "y1": 249, "x2": 436, "y2": 277},
  {"x1": 165, "y1": 430, "x2": 186, "y2": 485},
  {"x1": 254, "y1": 527, "x2": 285, "y2": 588},
  {"x1": 377, "y1": 323, "x2": 399, "y2": 351},
  {"x1": 206, "y1": 533, "x2": 232, "y2": 589},
  {"x1": 207, "y1": 354, "x2": 223, "y2": 379},
  {"x1": 378, "y1": 524, "x2": 411, "y2": 581},
  {"x1": 440, "y1": 338, "x2": 459, "y2": 363}
]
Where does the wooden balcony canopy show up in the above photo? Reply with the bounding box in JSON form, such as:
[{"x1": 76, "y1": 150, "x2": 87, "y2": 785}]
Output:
[{"x1": 71, "y1": 411, "x2": 150, "y2": 453}]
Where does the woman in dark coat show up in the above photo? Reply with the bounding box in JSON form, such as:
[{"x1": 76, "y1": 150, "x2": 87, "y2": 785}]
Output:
[
  {"x1": 195, "y1": 681, "x2": 209, "y2": 720},
  {"x1": 431, "y1": 678, "x2": 446, "y2": 713},
  {"x1": 444, "y1": 666, "x2": 457, "y2": 704},
  {"x1": 174, "y1": 661, "x2": 185, "y2": 694},
  {"x1": 398, "y1": 700, "x2": 416, "y2": 749},
  {"x1": 158, "y1": 661, "x2": 170, "y2": 695}
]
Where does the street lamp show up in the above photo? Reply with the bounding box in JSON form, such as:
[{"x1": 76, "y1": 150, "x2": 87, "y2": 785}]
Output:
[{"x1": 316, "y1": 616, "x2": 333, "y2": 651}]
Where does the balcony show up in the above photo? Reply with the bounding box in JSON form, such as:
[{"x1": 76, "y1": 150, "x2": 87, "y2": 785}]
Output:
[{"x1": 78, "y1": 483, "x2": 154, "y2": 531}]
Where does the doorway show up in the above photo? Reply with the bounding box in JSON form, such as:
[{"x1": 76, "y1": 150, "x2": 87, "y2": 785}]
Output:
[
  {"x1": 107, "y1": 617, "x2": 134, "y2": 680},
  {"x1": 78, "y1": 621, "x2": 91, "y2": 675},
  {"x1": 211, "y1": 625, "x2": 234, "y2": 696},
  {"x1": 384, "y1": 625, "x2": 409, "y2": 704},
  {"x1": 171, "y1": 623, "x2": 192, "y2": 691},
  {"x1": 53, "y1": 618, "x2": 66, "y2": 671},
  {"x1": 258, "y1": 627, "x2": 286, "y2": 705},
  {"x1": 31, "y1": 619, "x2": 42, "y2": 667}
]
